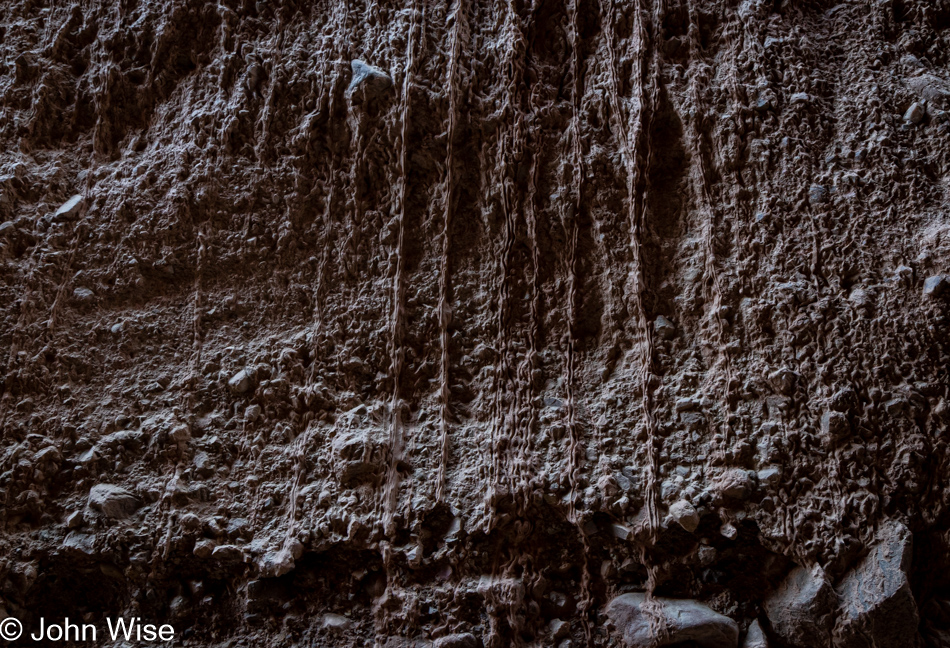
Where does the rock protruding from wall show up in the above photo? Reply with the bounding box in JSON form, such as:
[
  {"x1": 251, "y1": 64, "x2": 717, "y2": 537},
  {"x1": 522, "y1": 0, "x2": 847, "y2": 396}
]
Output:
[
  {"x1": 605, "y1": 593, "x2": 739, "y2": 648},
  {"x1": 764, "y1": 564, "x2": 836, "y2": 648},
  {"x1": 834, "y1": 522, "x2": 919, "y2": 648}
]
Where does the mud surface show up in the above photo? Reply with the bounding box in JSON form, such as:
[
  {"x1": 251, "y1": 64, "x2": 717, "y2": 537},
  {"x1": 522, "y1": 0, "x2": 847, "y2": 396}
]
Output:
[{"x1": 2, "y1": 0, "x2": 950, "y2": 646}]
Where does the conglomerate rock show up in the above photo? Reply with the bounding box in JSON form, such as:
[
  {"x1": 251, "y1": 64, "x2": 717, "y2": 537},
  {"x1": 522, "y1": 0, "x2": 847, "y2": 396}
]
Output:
[{"x1": 2, "y1": 0, "x2": 950, "y2": 646}]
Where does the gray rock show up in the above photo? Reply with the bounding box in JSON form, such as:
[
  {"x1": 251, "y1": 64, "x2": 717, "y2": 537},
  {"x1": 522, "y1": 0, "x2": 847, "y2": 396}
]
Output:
[
  {"x1": 904, "y1": 102, "x2": 925, "y2": 125},
  {"x1": 611, "y1": 524, "x2": 634, "y2": 541},
  {"x1": 65, "y1": 510, "x2": 84, "y2": 529},
  {"x1": 322, "y1": 613, "x2": 352, "y2": 632},
  {"x1": 73, "y1": 287, "x2": 95, "y2": 302},
  {"x1": 742, "y1": 620, "x2": 767, "y2": 648},
  {"x1": 834, "y1": 521, "x2": 918, "y2": 648},
  {"x1": 669, "y1": 500, "x2": 700, "y2": 533},
  {"x1": 655, "y1": 315, "x2": 676, "y2": 340},
  {"x1": 768, "y1": 367, "x2": 799, "y2": 395},
  {"x1": 180, "y1": 513, "x2": 201, "y2": 531},
  {"x1": 87, "y1": 484, "x2": 141, "y2": 519},
  {"x1": 259, "y1": 548, "x2": 295, "y2": 577},
  {"x1": 244, "y1": 404, "x2": 262, "y2": 422},
  {"x1": 820, "y1": 411, "x2": 850, "y2": 446},
  {"x1": 0, "y1": 221, "x2": 14, "y2": 236},
  {"x1": 53, "y1": 194, "x2": 84, "y2": 222},
  {"x1": 193, "y1": 538, "x2": 215, "y2": 558},
  {"x1": 764, "y1": 564, "x2": 836, "y2": 648},
  {"x1": 211, "y1": 544, "x2": 244, "y2": 562},
  {"x1": 433, "y1": 634, "x2": 478, "y2": 648},
  {"x1": 62, "y1": 531, "x2": 96, "y2": 556},
  {"x1": 550, "y1": 619, "x2": 570, "y2": 640},
  {"x1": 713, "y1": 469, "x2": 754, "y2": 500},
  {"x1": 756, "y1": 467, "x2": 781, "y2": 488},
  {"x1": 228, "y1": 369, "x2": 253, "y2": 394},
  {"x1": 348, "y1": 60, "x2": 392, "y2": 104},
  {"x1": 923, "y1": 275, "x2": 946, "y2": 297},
  {"x1": 605, "y1": 593, "x2": 739, "y2": 648}
]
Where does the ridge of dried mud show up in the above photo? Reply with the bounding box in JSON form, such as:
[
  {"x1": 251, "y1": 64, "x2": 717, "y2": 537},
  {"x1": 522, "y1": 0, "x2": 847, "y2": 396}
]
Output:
[{"x1": 2, "y1": 0, "x2": 950, "y2": 646}]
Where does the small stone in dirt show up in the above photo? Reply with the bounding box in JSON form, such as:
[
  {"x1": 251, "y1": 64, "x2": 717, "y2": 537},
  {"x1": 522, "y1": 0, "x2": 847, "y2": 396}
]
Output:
[
  {"x1": 87, "y1": 484, "x2": 140, "y2": 519},
  {"x1": 611, "y1": 523, "x2": 633, "y2": 541},
  {"x1": 260, "y1": 548, "x2": 295, "y2": 577},
  {"x1": 73, "y1": 287, "x2": 95, "y2": 302},
  {"x1": 322, "y1": 613, "x2": 352, "y2": 632},
  {"x1": 714, "y1": 468, "x2": 754, "y2": 500},
  {"x1": 228, "y1": 369, "x2": 253, "y2": 394},
  {"x1": 180, "y1": 513, "x2": 201, "y2": 531},
  {"x1": 550, "y1": 619, "x2": 570, "y2": 640},
  {"x1": 434, "y1": 634, "x2": 478, "y2": 648},
  {"x1": 193, "y1": 538, "x2": 215, "y2": 558},
  {"x1": 669, "y1": 500, "x2": 700, "y2": 533},
  {"x1": 244, "y1": 404, "x2": 262, "y2": 422},
  {"x1": 348, "y1": 60, "x2": 392, "y2": 104},
  {"x1": 65, "y1": 510, "x2": 84, "y2": 529},
  {"x1": 53, "y1": 194, "x2": 84, "y2": 221},
  {"x1": 743, "y1": 619, "x2": 768, "y2": 648},
  {"x1": 655, "y1": 315, "x2": 676, "y2": 340},
  {"x1": 211, "y1": 544, "x2": 244, "y2": 562},
  {"x1": 720, "y1": 522, "x2": 738, "y2": 539},
  {"x1": 757, "y1": 466, "x2": 781, "y2": 487},
  {"x1": 923, "y1": 275, "x2": 946, "y2": 297},
  {"x1": 904, "y1": 102, "x2": 925, "y2": 125},
  {"x1": 62, "y1": 531, "x2": 96, "y2": 556}
]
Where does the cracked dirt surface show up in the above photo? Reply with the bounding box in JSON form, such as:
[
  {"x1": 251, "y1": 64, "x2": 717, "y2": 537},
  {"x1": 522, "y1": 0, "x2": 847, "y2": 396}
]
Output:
[{"x1": 2, "y1": 0, "x2": 950, "y2": 646}]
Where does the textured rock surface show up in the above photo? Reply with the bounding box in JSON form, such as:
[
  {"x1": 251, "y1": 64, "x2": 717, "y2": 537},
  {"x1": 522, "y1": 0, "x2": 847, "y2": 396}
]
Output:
[
  {"x1": 1, "y1": 0, "x2": 949, "y2": 645},
  {"x1": 834, "y1": 521, "x2": 918, "y2": 648},
  {"x1": 764, "y1": 564, "x2": 836, "y2": 648},
  {"x1": 605, "y1": 593, "x2": 739, "y2": 648}
]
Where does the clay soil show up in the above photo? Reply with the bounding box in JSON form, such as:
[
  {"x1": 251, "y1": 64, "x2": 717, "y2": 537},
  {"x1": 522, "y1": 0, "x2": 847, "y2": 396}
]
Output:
[{"x1": 2, "y1": 0, "x2": 950, "y2": 646}]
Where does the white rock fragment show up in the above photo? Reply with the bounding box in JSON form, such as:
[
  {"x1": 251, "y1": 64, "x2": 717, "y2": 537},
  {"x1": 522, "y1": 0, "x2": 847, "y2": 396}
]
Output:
[
  {"x1": 669, "y1": 500, "x2": 700, "y2": 533},
  {"x1": 53, "y1": 194, "x2": 84, "y2": 221}
]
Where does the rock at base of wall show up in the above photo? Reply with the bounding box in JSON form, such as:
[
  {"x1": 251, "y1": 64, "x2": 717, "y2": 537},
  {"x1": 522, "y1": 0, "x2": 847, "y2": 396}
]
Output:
[
  {"x1": 605, "y1": 593, "x2": 739, "y2": 648},
  {"x1": 764, "y1": 564, "x2": 836, "y2": 648},
  {"x1": 834, "y1": 521, "x2": 918, "y2": 648}
]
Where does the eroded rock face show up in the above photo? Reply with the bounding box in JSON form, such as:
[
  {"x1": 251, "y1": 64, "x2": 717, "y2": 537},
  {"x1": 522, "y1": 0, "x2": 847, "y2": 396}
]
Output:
[{"x1": 0, "y1": 0, "x2": 948, "y2": 645}]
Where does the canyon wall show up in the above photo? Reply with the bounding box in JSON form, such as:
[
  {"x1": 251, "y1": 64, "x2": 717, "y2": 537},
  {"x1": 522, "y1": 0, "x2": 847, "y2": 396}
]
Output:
[{"x1": 2, "y1": 0, "x2": 950, "y2": 645}]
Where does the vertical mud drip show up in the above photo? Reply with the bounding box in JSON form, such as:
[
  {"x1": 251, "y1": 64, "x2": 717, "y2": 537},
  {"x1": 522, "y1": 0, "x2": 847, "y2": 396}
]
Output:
[
  {"x1": 487, "y1": 0, "x2": 527, "y2": 519},
  {"x1": 683, "y1": 0, "x2": 735, "y2": 457},
  {"x1": 563, "y1": 0, "x2": 594, "y2": 643},
  {"x1": 602, "y1": 0, "x2": 662, "y2": 545},
  {"x1": 382, "y1": 2, "x2": 421, "y2": 535},
  {"x1": 435, "y1": 0, "x2": 466, "y2": 504}
]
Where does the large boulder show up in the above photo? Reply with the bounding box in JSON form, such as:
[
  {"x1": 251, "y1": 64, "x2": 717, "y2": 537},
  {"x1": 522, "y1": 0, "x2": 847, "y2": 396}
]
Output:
[
  {"x1": 834, "y1": 521, "x2": 918, "y2": 648},
  {"x1": 764, "y1": 564, "x2": 836, "y2": 647},
  {"x1": 605, "y1": 593, "x2": 739, "y2": 648}
]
